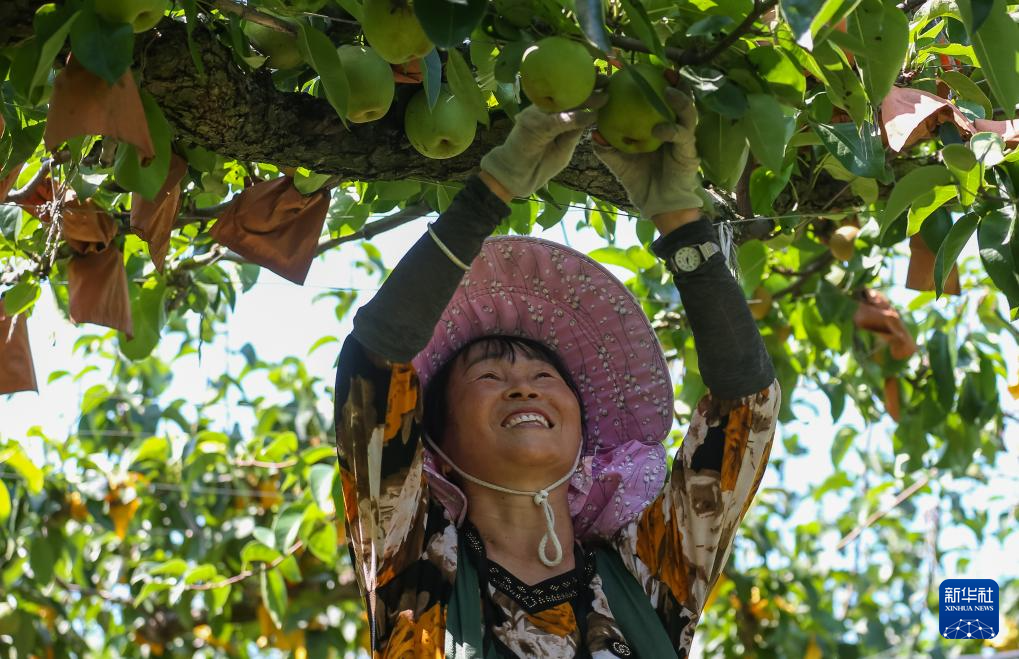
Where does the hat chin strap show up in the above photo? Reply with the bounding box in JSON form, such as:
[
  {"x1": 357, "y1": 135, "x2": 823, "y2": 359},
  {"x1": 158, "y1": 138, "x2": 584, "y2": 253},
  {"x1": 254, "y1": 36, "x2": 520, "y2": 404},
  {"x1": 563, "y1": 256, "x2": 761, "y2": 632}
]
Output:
[{"x1": 425, "y1": 436, "x2": 582, "y2": 568}]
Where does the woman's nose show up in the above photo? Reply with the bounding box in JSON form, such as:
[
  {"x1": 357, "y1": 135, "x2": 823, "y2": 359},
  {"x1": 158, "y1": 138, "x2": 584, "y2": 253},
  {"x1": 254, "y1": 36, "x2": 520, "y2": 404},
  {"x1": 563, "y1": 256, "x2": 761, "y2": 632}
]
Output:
[{"x1": 505, "y1": 381, "x2": 539, "y2": 399}]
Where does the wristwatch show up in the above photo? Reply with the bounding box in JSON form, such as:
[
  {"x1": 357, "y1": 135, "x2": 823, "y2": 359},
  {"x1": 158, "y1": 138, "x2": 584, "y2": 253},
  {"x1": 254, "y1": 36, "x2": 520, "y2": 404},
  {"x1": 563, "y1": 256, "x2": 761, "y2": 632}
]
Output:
[{"x1": 663, "y1": 241, "x2": 721, "y2": 274}]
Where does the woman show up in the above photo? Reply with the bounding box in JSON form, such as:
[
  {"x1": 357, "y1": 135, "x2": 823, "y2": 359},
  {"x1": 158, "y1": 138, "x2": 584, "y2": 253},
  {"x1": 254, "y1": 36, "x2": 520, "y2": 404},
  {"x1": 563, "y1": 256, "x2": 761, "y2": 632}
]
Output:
[{"x1": 334, "y1": 86, "x2": 780, "y2": 658}]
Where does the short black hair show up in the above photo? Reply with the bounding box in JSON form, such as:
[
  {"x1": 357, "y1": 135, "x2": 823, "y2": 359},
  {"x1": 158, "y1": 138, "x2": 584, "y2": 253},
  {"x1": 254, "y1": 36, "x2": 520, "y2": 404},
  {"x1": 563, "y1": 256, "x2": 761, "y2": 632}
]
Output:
[{"x1": 421, "y1": 335, "x2": 584, "y2": 445}]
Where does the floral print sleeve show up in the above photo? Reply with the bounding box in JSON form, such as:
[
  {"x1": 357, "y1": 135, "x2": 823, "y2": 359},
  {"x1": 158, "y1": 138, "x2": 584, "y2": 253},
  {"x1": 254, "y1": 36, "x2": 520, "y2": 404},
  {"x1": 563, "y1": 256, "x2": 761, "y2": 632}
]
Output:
[
  {"x1": 611, "y1": 379, "x2": 781, "y2": 655},
  {"x1": 333, "y1": 335, "x2": 431, "y2": 598}
]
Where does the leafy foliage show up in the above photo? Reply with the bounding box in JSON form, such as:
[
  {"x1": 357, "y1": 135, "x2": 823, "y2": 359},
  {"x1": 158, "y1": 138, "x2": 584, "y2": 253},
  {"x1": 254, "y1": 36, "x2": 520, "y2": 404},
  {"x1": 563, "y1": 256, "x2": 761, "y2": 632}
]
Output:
[{"x1": 1, "y1": 0, "x2": 1018, "y2": 656}]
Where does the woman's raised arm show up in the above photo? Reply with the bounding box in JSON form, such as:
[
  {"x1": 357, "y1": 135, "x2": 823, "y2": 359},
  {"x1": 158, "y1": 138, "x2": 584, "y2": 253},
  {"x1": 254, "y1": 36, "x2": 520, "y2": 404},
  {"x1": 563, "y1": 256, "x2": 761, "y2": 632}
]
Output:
[{"x1": 333, "y1": 98, "x2": 604, "y2": 618}]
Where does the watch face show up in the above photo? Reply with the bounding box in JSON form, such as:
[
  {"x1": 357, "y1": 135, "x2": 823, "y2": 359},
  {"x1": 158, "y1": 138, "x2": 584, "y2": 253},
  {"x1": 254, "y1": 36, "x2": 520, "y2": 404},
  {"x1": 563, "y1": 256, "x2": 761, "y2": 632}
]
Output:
[{"x1": 675, "y1": 247, "x2": 700, "y2": 271}]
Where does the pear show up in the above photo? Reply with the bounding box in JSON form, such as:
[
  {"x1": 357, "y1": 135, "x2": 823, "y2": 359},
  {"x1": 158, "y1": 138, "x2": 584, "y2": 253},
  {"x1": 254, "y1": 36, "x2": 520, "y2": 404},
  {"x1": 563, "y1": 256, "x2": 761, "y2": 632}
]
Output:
[
  {"x1": 404, "y1": 88, "x2": 476, "y2": 159},
  {"x1": 338, "y1": 45, "x2": 395, "y2": 123},
  {"x1": 596, "y1": 63, "x2": 674, "y2": 154},
  {"x1": 748, "y1": 286, "x2": 772, "y2": 321},
  {"x1": 829, "y1": 225, "x2": 859, "y2": 261},
  {"x1": 94, "y1": 0, "x2": 169, "y2": 33},
  {"x1": 519, "y1": 37, "x2": 596, "y2": 112},
  {"x1": 244, "y1": 22, "x2": 304, "y2": 70},
  {"x1": 361, "y1": 0, "x2": 434, "y2": 65}
]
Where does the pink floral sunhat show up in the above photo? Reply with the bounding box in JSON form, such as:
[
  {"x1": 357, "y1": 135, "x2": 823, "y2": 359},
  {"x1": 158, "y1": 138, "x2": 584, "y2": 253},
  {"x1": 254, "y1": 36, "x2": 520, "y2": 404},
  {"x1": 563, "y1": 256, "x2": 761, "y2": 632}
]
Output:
[{"x1": 412, "y1": 236, "x2": 673, "y2": 540}]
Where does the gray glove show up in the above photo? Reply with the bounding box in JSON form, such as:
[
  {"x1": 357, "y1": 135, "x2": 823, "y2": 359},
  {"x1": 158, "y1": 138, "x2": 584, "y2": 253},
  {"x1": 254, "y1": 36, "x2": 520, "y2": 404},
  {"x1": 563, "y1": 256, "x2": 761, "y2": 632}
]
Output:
[
  {"x1": 480, "y1": 96, "x2": 605, "y2": 198},
  {"x1": 593, "y1": 87, "x2": 703, "y2": 218}
]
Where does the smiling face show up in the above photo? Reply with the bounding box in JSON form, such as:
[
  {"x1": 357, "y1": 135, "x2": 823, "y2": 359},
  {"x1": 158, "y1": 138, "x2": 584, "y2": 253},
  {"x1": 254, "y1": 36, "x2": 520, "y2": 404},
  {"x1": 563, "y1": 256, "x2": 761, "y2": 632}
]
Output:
[{"x1": 430, "y1": 338, "x2": 584, "y2": 491}]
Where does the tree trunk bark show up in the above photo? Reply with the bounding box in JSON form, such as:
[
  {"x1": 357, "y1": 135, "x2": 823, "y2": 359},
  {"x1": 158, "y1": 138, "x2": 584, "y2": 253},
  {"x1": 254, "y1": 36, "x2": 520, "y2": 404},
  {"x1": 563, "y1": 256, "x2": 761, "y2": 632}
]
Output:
[{"x1": 137, "y1": 21, "x2": 630, "y2": 204}]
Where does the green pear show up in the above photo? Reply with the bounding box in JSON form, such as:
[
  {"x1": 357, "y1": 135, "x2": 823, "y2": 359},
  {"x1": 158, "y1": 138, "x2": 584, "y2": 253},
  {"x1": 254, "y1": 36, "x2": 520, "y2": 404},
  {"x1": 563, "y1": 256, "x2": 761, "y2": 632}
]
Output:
[
  {"x1": 404, "y1": 88, "x2": 477, "y2": 159},
  {"x1": 519, "y1": 37, "x2": 595, "y2": 112},
  {"x1": 338, "y1": 45, "x2": 395, "y2": 123},
  {"x1": 361, "y1": 0, "x2": 434, "y2": 65},
  {"x1": 596, "y1": 64, "x2": 675, "y2": 154},
  {"x1": 94, "y1": 0, "x2": 170, "y2": 33},
  {"x1": 243, "y1": 21, "x2": 304, "y2": 70}
]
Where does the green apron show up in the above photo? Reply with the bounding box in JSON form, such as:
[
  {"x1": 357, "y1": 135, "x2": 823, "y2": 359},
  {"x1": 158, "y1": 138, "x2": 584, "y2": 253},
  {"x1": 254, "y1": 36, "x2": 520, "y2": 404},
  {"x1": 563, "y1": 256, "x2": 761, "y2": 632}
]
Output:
[{"x1": 444, "y1": 538, "x2": 680, "y2": 658}]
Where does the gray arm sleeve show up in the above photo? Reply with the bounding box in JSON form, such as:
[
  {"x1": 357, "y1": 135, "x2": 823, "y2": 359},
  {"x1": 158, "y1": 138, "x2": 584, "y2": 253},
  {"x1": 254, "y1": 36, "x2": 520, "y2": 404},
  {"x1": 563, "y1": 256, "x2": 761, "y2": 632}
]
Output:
[{"x1": 350, "y1": 176, "x2": 511, "y2": 362}]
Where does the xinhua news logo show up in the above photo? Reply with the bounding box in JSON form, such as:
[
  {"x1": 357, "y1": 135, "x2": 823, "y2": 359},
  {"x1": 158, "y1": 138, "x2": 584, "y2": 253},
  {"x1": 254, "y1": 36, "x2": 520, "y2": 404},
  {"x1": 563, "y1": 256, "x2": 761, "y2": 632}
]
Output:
[{"x1": 939, "y1": 579, "x2": 999, "y2": 640}]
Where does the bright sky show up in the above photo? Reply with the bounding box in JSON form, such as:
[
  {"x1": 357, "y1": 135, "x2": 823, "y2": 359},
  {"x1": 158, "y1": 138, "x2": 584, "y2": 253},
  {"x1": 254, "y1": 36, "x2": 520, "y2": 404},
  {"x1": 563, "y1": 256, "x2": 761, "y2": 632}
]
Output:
[{"x1": 2, "y1": 205, "x2": 1017, "y2": 650}]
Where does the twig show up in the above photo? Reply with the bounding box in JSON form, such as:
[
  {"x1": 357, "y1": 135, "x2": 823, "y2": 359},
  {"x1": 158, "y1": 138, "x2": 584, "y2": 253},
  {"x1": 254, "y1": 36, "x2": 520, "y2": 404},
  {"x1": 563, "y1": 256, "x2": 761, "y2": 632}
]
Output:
[
  {"x1": 835, "y1": 471, "x2": 936, "y2": 550},
  {"x1": 607, "y1": 35, "x2": 688, "y2": 65},
  {"x1": 690, "y1": 0, "x2": 778, "y2": 65},
  {"x1": 772, "y1": 252, "x2": 834, "y2": 300},
  {"x1": 5, "y1": 161, "x2": 51, "y2": 204},
  {"x1": 207, "y1": 0, "x2": 296, "y2": 35},
  {"x1": 187, "y1": 540, "x2": 303, "y2": 591},
  {"x1": 313, "y1": 202, "x2": 430, "y2": 255}
]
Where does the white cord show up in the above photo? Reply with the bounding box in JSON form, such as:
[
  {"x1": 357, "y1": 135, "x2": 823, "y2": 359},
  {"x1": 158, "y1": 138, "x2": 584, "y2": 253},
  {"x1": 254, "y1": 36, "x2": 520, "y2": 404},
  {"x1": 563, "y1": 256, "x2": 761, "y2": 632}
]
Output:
[
  {"x1": 717, "y1": 220, "x2": 740, "y2": 283},
  {"x1": 427, "y1": 223, "x2": 471, "y2": 272},
  {"x1": 425, "y1": 436, "x2": 582, "y2": 567}
]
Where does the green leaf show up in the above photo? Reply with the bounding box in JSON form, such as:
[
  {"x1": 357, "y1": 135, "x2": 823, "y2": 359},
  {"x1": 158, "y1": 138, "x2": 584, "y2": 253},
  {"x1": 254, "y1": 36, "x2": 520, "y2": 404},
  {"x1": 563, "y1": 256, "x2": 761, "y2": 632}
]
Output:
[
  {"x1": 940, "y1": 70, "x2": 993, "y2": 119},
  {"x1": 977, "y1": 210, "x2": 1019, "y2": 310},
  {"x1": 742, "y1": 94, "x2": 795, "y2": 173},
  {"x1": 1, "y1": 447, "x2": 43, "y2": 494},
  {"x1": 309, "y1": 464, "x2": 336, "y2": 515},
  {"x1": 970, "y1": 131, "x2": 1006, "y2": 167},
  {"x1": 293, "y1": 169, "x2": 331, "y2": 195},
  {"x1": 179, "y1": 0, "x2": 206, "y2": 76},
  {"x1": 941, "y1": 143, "x2": 980, "y2": 205},
  {"x1": 830, "y1": 426, "x2": 855, "y2": 468},
  {"x1": 113, "y1": 91, "x2": 172, "y2": 200},
  {"x1": 907, "y1": 185, "x2": 957, "y2": 236},
  {"x1": 747, "y1": 46, "x2": 805, "y2": 104},
  {"x1": 69, "y1": 8, "x2": 134, "y2": 85},
  {"x1": 0, "y1": 121, "x2": 45, "y2": 179},
  {"x1": 274, "y1": 505, "x2": 305, "y2": 550},
  {"x1": 696, "y1": 111, "x2": 748, "y2": 191},
  {"x1": 737, "y1": 239, "x2": 768, "y2": 297},
  {"x1": 241, "y1": 540, "x2": 282, "y2": 566},
  {"x1": 445, "y1": 50, "x2": 489, "y2": 127},
  {"x1": 296, "y1": 24, "x2": 349, "y2": 127},
  {"x1": 2, "y1": 280, "x2": 40, "y2": 316},
  {"x1": 700, "y1": 80, "x2": 748, "y2": 119},
  {"x1": 260, "y1": 567, "x2": 288, "y2": 629},
  {"x1": 934, "y1": 212, "x2": 977, "y2": 297},
  {"x1": 29, "y1": 535, "x2": 54, "y2": 584},
  {"x1": 880, "y1": 165, "x2": 955, "y2": 238},
  {"x1": 421, "y1": 48, "x2": 442, "y2": 110},
  {"x1": 29, "y1": 6, "x2": 79, "y2": 101},
  {"x1": 812, "y1": 121, "x2": 885, "y2": 179},
  {"x1": 780, "y1": 0, "x2": 843, "y2": 47},
  {"x1": 184, "y1": 564, "x2": 218, "y2": 585},
  {"x1": 812, "y1": 41, "x2": 868, "y2": 125},
  {"x1": 686, "y1": 15, "x2": 733, "y2": 37},
  {"x1": 845, "y1": 0, "x2": 909, "y2": 105},
  {"x1": 119, "y1": 278, "x2": 167, "y2": 361},
  {"x1": 957, "y1": 0, "x2": 1019, "y2": 119},
  {"x1": 130, "y1": 436, "x2": 170, "y2": 466},
  {"x1": 414, "y1": 0, "x2": 486, "y2": 49},
  {"x1": 0, "y1": 480, "x2": 9, "y2": 524},
  {"x1": 306, "y1": 524, "x2": 338, "y2": 563},
  {"x1": 619, "y1": 0, "x2": 664, "y2": 58},
  {"x1": 928, "y1": 329, "x2": 956, "y2": 411},
  {"x1": 590, "y1": 246, "x2": 640, "y2": 273},
  {"x1": 150, "y1": 559, "x2": 188, "y2": 577},
  {"x1": 133, "y1": 581, "x2": 171, "y2": 607},
  {"x1": 575, "y1": 0, "x2": 612, "y2": 52}
]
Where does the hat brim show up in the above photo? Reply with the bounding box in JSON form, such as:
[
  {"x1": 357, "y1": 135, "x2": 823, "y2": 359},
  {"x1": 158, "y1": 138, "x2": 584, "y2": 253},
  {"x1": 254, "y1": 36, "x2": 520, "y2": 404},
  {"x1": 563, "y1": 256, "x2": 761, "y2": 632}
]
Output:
[{"x1": 412, "y1": 236, "x2": 673, "y2": 539}]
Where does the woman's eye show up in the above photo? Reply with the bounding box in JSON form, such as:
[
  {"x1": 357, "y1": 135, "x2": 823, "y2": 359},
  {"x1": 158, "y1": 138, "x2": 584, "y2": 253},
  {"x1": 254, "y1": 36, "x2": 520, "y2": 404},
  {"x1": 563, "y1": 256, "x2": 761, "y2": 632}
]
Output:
[
  {"x1": 537, "y1": 371, "x2": 555, "y2": 379},
  {"x1": 478, "y1": 372, "x2": 499, "y2": 380}
]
